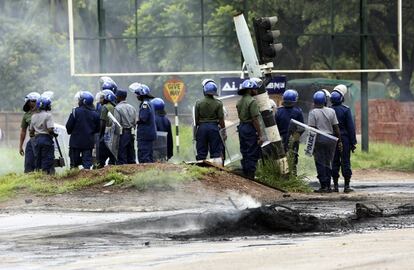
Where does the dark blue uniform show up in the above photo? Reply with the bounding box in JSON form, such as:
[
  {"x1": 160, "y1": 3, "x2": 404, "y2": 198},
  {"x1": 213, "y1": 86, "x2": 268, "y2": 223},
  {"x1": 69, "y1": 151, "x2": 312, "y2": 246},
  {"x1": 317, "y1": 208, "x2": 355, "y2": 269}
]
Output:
[
  {"x1": 137, "y1": 99, "x2": 157, "y2": 163},
  {"x1": 66, "y1": 105, "x2": 100, "y2": 169},
  {"x1": 237, "y1": 94, "x2": 261, "y2": 178},
  {"x1": 154, "y1": 112, "x2": 173, "y2": 160},
  {"x1": 331, "y1": 104, "x2": 357, "y2": 181},
  {"x1": 275, "y1": 106, "x2": 304, "y2": 151}
]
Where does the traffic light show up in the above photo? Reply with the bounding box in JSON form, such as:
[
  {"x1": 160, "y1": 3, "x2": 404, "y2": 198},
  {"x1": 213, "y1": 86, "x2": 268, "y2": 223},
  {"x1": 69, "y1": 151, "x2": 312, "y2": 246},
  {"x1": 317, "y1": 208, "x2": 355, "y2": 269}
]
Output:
[{"x1": 253, "y1": 16, "x2": 283, "y2": 65}]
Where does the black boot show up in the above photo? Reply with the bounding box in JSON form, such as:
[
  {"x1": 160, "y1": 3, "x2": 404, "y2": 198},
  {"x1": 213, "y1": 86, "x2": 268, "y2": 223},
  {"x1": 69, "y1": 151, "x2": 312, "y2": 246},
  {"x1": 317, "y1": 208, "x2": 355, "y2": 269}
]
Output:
[
  {"x1": 333, "y1": 178, "x2": 339, "y2": 192},
  {"x1": 344, "y1": 177, "x2": 354, "y2": 193}
]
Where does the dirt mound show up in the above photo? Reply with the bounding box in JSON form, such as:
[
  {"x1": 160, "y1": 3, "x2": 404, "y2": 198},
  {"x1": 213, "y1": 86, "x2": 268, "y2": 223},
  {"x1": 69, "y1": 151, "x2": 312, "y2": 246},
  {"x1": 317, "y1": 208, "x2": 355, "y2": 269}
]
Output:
[{"x1": 1, "y1": 163, "x2": 285, "y2": 212}]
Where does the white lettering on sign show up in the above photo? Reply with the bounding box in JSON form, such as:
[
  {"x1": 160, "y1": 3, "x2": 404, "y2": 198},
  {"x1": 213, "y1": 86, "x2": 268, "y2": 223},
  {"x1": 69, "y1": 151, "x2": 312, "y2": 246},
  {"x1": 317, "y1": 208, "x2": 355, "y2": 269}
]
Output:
[
  {"x1": 267, "y1": 82, "x2": 286, "y2": 89},
  {"x1": 304, "y1": 130, "x2": 317, "y2": 157},
  {"x1": 222, "y1": 82, "x2": 238, "y2": 91}
]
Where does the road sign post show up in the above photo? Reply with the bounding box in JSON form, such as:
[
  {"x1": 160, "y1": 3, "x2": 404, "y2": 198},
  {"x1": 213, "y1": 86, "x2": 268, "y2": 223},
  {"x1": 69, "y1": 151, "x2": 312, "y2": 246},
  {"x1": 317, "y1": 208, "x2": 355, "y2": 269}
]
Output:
[{"x1": 163, "y1": 77, "x2": 186, "y2": 154}]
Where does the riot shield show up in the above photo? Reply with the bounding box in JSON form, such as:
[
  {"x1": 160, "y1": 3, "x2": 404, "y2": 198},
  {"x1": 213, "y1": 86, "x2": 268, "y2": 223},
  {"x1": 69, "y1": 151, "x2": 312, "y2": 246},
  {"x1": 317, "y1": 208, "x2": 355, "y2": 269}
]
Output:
[
  {"x1": 54, "y1": 123, "x2": 70, "y2": 168},
  {"x1": 289, "y1": 119, "x2": 338, "y2": 169},
  {"x1": 153, "y1": 131, "x2": 168, "y2": 162},
  {"x1": 104, "y1": 112, "x2": 122, "y2": 160},
  {"x1": 219, "y1": 122, "x2": 242, "y2": 166},
  {"x1": 192, "y1": 105, "x2": 197, "y2": 156}
]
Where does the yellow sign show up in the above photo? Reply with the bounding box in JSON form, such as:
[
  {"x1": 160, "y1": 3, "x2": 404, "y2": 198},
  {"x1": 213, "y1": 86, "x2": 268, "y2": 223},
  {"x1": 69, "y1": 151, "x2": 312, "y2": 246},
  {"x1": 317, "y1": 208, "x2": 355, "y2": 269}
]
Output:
[{"x1": 163, "y1": 78, "x2": 186, "y2": 104}]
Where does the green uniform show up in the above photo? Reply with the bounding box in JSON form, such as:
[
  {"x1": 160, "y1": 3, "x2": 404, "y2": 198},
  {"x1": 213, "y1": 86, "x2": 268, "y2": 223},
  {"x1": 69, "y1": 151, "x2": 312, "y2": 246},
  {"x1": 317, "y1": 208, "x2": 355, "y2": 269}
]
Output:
[
  {"x1": 194, "y1": 95, "x2": 224, "y2": 160},
  {"x1": 100, "y1": 103, "x2": 115, "y2": 127},
  {"x1": 195, "y1": 96, "x2": 224, "y2": 123},
  {"x1": 21, "y1": 111, "x2": 33, "y2": 130},
  {"x1": 236, "y1": 94, "x2": 260, "y2": 122}
]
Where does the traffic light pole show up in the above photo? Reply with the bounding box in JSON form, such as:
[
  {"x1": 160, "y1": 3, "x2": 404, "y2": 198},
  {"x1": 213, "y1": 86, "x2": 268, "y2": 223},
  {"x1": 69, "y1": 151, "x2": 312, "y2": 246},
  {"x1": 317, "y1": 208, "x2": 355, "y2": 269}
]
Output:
[{"x1": 234, "y1": 13, "x2": 289, "y2": 174}]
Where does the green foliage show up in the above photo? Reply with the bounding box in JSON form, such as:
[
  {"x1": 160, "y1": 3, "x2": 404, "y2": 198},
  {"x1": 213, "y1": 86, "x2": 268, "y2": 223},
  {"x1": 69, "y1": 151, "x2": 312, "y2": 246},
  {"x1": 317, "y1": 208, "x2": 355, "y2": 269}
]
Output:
[
  {"x1": 256, "y1": 153, "x2": 312, "y2": 193},
  {"x1": 351, "y1": 143, "x2": 414, "y2": 171},
  {"x1": 170, "y1": 125, "x2": 196, "y2": 162}
]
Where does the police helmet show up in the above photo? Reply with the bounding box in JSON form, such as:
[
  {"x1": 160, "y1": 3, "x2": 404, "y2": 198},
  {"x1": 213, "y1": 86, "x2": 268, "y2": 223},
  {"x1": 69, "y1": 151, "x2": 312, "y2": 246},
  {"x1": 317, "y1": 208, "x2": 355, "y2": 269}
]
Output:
[
  {"x1": 313, "y1": 91, "x2": 327, "y2": 106},
  {"x1": 250, "y1": 77, "x2": 263, "y2": 88},
  {"x1": 238, "y1": 79, "x2": 258, "y2": 95},
  {"x1": 150, "y1": 97, "x2": 165, "y2": 111},
  {"x1": 100, "y1": 76, "x2": 118, "y2": 92},
  {"x1": 333, "y1": 84, "x2": 347, "y2": 96},
  {"x1": 24, "y1": 92, "x2": 41, "y2": 103},
  {"x1": 79, "y1": 91, "x2": 94, "y2": 106},
  {"x1": 130, "y1": 83, "x2": 151, "y2": 96},
  {"x1": 330, "y1": 90, "x2": 344, "y2": 105},
  {"x1": 203, "y1": 81, "x2": 218, "y2": 96},
  {"x1": 201, "y1": 78, "x2": 215, "y2": 87},
  {"x1": 283, "y1": 89, "x2": 298, "y2": 103},
  {"x1": 104, "y1": 91, "x2": 116, "y2": 103},
  {"x1": 36, "y1": 97, "x2": 52, "y2": 111}
]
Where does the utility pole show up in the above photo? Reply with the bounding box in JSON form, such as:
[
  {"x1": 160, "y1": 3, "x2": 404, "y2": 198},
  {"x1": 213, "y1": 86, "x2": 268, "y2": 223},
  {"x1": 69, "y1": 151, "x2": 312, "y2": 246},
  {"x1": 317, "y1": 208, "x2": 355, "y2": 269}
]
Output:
[
  {"x1": 360, "y1": 0, "x2": 369, "y2": 152},
  {"x1": 97, "y1": 0, "x2": 106, "y2": 73}
]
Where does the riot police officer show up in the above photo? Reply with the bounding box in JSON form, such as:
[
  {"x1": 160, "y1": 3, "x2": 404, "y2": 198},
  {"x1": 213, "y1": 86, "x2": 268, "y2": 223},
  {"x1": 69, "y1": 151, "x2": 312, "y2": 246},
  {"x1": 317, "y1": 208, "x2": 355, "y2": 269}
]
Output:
[
  {"x1": 66, "y1": 91, "x2": 100, "y2": 169},
  {"x1": 330, "y1": 84, "x2": 357, "y2": 193},
  {"x1": 151, "y1": 97, "x2": 173, "y2": 161},
  {"x1": 275, "y1": 89, "x2": 304, "y2": 175},
  {"x1": 29, "y1": 97, "x2": 55, "y2": 174},
  {"x1": 98, "y1": 90, "x2": 117, "y2": 167},
  {"x1": 114, "y1": 89, "x2": 137, "y2": 164},
  {"x1": 194, "y1": 79, "x2": 225, "y2": 164},
  {"x1": 308, "y1": 90, "x2": 342, "y2": 193},
  {"x1": 130, "y1": 83, "x2": 157, "y2": 163},
  {"x1": 236, "y1": 79, "x2": 264, "y2": 179},
  {"x1": 19, "y1": 92, "x2": 40, "y2": 173}
]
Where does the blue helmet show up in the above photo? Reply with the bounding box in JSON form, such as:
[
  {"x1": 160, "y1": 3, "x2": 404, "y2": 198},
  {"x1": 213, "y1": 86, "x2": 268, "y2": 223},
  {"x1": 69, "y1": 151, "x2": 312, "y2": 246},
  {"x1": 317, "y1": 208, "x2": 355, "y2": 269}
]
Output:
[
  {"x1": 150, "y1": 97, "x2": 165, "y2": 111},
  {"x1": 238, "y1": 79, "x2": 258, "y2": 95},
  {"x1": 330, "y1": 90, "x2": 344, "y2": 104},
  {"x1": 79, "y1": 91, "x2": 94, "y2": 106},
  {"x1": 36, "y1": 97, "x2": 52, "y2": 110},
  {"x1": 283, "y1": 89, "x2": 298, "y2": 103},
  {"x1": 130, "y1": 82, "x2": 151, "y2": 96},
  {"x1": 104, "y1": 91, "x2": 116, "y2": 103},
  {"x1": 100, "y1": 76, "x2": 118, "y2": 93},
  {"x1": 203, "y1": 81, "x2": 218, "y2": 96},
  {"x1": 313, "y1": 90, "x2": 327, "y2": 106}
]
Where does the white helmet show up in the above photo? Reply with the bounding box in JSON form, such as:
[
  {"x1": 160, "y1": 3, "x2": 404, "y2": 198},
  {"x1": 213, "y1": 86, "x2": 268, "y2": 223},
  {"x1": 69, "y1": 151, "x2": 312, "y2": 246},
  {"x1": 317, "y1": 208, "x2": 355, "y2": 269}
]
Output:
[
  {"x1": 333, "y1": 84, "x2": 347, "y2": 96},
  {"x1": 321, "y1": 89, "x2": 331, "y2": 99},
  {"x1": 24, "y1": 92, "x2": 41, "y2": 103}
]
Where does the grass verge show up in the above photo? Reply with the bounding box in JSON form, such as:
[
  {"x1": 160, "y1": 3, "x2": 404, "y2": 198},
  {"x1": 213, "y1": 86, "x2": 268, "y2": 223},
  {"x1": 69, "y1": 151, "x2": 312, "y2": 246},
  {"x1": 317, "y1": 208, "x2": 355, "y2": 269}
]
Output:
[
  {"x1": 351, "y1": 142, "x2": 414, "y2": 171},
  {"x1": 0, "y1": 164, "x2": 212, "y2": 201}
]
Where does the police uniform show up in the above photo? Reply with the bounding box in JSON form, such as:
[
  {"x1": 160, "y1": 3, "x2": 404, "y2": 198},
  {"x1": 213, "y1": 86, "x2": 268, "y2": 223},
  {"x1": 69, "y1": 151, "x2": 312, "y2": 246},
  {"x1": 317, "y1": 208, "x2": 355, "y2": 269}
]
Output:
[
  {"x1": 154, "y1": 110, "x2": 173, "y2": 161},
  {"x1": 66, "y1": 105, "x2": 100, "y2": 169},
  {"x1": 114, "y1": 100, "x2": 137, "y2": 164},
  {"x1": 21, "y1": 111, "x2": 36, "y2": 173},
  {"x1": 194, "y1": 95, "x2": 224, "y2": 160},
  {"x1": 330, "y1": 104, "x2": 357, "y2": 185},
  {"x1": 275, "y1": 106, "x2": 304, "y2": 152},
  {"x1": 308, "y1": 106, "x2": 339, "y2": 190},
  {"x1": 98, "y1": 103, "x2": 116, "y2": 167},
  {"x1": 136, "y1": 99, "x2": 157, "y2": 163},
  {"x1": 29, "y1": 111, "x2": 55, "y2": 174},
  {"x1": 236, "y1": 94, "x2": 261, "y2": 177}
]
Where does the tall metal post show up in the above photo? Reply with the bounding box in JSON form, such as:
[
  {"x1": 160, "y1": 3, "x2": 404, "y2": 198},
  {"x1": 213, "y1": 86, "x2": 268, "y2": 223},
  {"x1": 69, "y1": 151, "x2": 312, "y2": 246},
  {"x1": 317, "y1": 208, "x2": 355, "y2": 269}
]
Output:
[
  {"x1": 97, "y1": 0, "x2": 106, "y2": 73},
  {"x1": 360, "y1": 0, "x2": 369, "y2": 152},
  {"x1": 201, "y1": 0, "x2": 205, "y2": 71}
]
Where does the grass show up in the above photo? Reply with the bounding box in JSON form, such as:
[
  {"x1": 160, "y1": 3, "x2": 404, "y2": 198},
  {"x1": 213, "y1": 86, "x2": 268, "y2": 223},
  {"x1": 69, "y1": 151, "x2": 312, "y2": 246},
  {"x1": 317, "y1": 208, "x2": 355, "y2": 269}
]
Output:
[
  {"x1": 0, "y1": 164, "x2": 212, "y2": 201},
  {"x1": 351, "y1": 142, "x2": 414, "y2": 171},
  {"x1": 256, "y1": 150, "x2": 313, "y2": 193}
]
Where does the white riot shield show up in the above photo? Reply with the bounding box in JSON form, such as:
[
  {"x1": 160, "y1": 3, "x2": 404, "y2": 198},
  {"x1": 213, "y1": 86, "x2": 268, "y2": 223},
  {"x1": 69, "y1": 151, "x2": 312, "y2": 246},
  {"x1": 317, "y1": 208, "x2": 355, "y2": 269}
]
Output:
[
  {"x1": 192, "y1": 105, "x2": 197, "y2": 157},
  {"x1": 104, "y1": 112, "x2": 122, "y2": 160},
  {"x1": 289, "y1": 119, "x2": 338, "y2": 169},
  {"x1": 219, "y1": 122, "x2": 242, "y2": 166},
  {"x1": 54, "y1": 123, "x2": 70, "y2": 168},
  {"x1": 153, "y1": 131, "x2": 168, "y2": 162}
]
